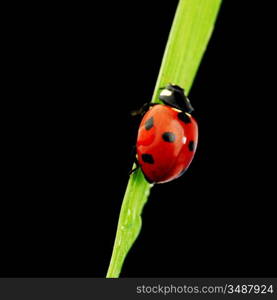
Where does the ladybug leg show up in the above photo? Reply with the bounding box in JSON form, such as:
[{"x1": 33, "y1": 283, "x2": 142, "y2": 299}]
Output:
[
  {"x1": 129, "y1": 164, "x2": 139, "y2": 176},
  {"x1": 128, "y1": 148, "x2": 140, "y2": 176},
  {"x1": 131, "y1": 103, "x2": 157, "y2": 117},
  {"x1": 128, "y1": 156, "x2": 140, "y2": 176}
]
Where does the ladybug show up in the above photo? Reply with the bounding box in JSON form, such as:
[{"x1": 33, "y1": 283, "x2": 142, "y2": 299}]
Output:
[{"x1": 135, "y1": 83, "x2": 198, "y2": 184}]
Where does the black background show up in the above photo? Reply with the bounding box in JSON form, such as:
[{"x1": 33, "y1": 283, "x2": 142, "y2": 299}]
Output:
[{"x1": 2, "y1": 1, "x2": 276, "y2": 277}]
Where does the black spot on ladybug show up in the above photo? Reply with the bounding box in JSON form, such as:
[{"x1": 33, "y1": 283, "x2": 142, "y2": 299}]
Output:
[
  {"x1": 178, "y1": 112, "x2": 191, "y2": 124},
  {"x1": 162, "y1": 132, "x2": 176, "y2": 143},
  {"x1": 142, "y1": 153, "x2": 154, "y2": 164},
  {"x1": 188, "y1": 140, "x2": 195, "y2": 151},
  {"x1": 145, "y1": 116, "x2": 154, "y2": 130}
]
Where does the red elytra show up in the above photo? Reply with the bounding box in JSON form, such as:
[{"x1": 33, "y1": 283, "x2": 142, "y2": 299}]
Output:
[{"x1": 136, "y1": 104, "x2": 198, "y2": 183}]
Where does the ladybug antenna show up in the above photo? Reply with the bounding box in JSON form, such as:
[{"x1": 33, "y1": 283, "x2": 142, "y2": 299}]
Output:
[{"x1": 159, "y1": 83, "x2": 194, "y2": 113}]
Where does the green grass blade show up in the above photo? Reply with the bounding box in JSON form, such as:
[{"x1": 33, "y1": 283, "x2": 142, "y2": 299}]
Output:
[{"x1": 106, "y1": 0, "x2": 222, "y2": 278}]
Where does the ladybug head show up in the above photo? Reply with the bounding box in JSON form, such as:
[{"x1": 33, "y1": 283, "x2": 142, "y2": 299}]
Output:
[{"x1": 159, "y1": 84, "x2": 194, "y2": 113}]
